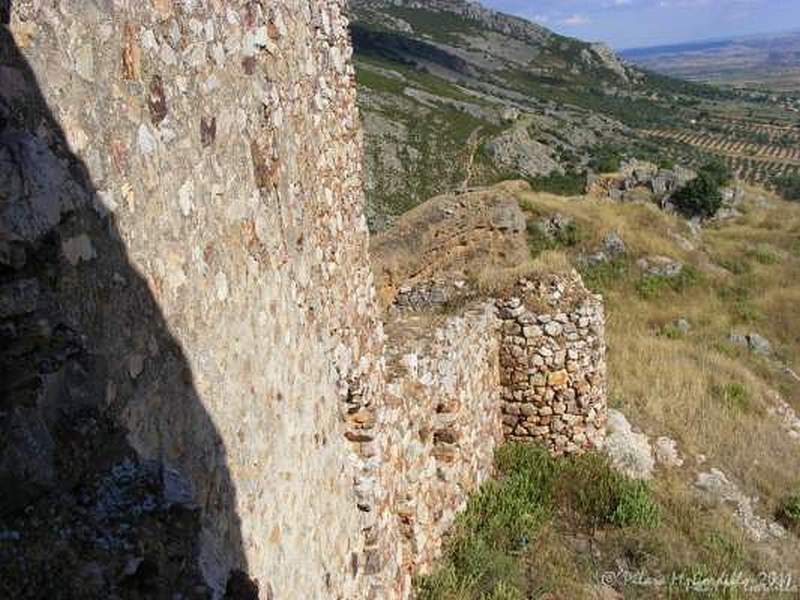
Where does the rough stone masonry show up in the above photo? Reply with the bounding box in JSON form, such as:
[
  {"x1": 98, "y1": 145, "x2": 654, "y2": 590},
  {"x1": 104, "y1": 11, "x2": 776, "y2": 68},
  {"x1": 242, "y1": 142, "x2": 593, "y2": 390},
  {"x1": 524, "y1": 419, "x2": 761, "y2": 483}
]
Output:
[
  {"x1": 0, "y1": 2, "x2": 606, "y2": 599},
  {"x1": 497, "y1": 275, "x2": 607, "y2": 454},
  {"x1": 1, "y1": 1, "x2": 386, "y2": 598}
]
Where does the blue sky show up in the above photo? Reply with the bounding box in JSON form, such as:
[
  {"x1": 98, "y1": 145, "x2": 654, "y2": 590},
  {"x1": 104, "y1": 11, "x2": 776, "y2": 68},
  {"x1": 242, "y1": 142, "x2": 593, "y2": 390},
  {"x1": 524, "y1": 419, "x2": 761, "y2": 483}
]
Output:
[{"x1": 481, "y1": 0, "x2": 800, "y2": 49}]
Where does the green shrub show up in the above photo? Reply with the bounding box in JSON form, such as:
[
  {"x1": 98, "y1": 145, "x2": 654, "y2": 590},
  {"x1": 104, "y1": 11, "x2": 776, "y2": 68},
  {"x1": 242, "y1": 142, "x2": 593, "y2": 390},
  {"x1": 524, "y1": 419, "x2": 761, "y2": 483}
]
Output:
[
  {"x1": 636, "y1": 267, "x2": 699, "y2": 300},
  {"x1": 699, "y1": 159, "x2": 732, "y2": 187},
  {"x1": 416, "y1": 546, "x2": 521, "y2": 600},
  {"x1": 611, "y1": 481, "x2": 662, "y2": 528},
  {"x1": 659, "y1": 323, "x2": 686, "y2": 339},
  {"x1": 529, "y1": 170, "x2": 586, "y2": 196},
  {"x1": 589, "y1": 144, "x2": 623, "y2": 173},
  {"x1": 578, "y1": 258, "x2": 628, "y2": 293},
  {"x1": 774, "y1": 174, "x2": 800, "y2": 201},
  {"x1": 416, "y1": 445, "x2": 558, "y2": 599},
  {"x1": 778, "y1": 493, "x2": 800, "y2": 530},
  {"x1": 711, "y1": 383, "x2": 752, "y2": 413},
  {"x1": 416, "y1": 444, "x2": 661, "y2": 599},
  {"x1": 558, "y1": 453, "x2": 661, "y2": 529},
  {"x1": 636, "y1": 275, "x2": 672, "y2": 299},
  {"x1": 672, "y1": 172, "x2": 723, "y2": 219},
  {"x1": 658, "y1": 158, "x2": 676, "y2": 170}
]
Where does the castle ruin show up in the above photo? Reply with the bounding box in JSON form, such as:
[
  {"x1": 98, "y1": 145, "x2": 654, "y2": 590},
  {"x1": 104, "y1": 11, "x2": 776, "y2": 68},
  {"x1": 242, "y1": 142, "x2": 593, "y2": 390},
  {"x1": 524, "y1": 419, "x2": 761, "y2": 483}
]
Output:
[{"x1": 0, "y1": 2, "x2": 605, "y2": 597}]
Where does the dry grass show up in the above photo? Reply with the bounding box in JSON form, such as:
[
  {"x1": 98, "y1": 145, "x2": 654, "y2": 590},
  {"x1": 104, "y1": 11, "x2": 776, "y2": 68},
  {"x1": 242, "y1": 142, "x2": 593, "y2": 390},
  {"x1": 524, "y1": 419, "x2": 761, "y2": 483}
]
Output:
[
  {"x1": 512, "y1": 186, "x2": 800, "y2": 587},
  {"x1": 466, "y1": 251, "x2": 573, "y2": 297},
  {"x1": 519, "y1": 191, "x2": 695, "y2": 261}
]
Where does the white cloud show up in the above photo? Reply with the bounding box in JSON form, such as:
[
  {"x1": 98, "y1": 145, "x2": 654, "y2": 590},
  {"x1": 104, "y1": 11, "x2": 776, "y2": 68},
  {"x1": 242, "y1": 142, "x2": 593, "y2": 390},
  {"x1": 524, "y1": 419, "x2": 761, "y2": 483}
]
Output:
[{"x1": 561, "y1": 14, "x2": 591, "y2": 26}]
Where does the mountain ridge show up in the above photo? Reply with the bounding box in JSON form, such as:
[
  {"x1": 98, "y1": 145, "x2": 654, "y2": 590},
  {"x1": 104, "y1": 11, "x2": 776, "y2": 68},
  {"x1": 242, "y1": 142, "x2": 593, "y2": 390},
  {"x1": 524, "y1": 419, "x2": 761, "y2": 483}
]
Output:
[{"x1": 350, "y1": 0, "x2": 800, "y2": 229}]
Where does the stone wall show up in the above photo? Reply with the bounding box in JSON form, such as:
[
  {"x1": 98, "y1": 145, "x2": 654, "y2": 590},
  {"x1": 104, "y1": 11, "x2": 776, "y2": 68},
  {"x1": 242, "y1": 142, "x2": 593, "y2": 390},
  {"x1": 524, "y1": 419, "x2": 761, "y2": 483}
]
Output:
[
  {"x1": 1, "y1": 2, "x2": 608, "y2": 598},
  {"x1": 381, "y1": 304, "x2": 503, "y2": 586},
  {"x1": 1, "y1": 2, "x2": 385, "y2": 598},
  {"x1": 497, "y1": 274, "x2": 607, "y2": 454}
]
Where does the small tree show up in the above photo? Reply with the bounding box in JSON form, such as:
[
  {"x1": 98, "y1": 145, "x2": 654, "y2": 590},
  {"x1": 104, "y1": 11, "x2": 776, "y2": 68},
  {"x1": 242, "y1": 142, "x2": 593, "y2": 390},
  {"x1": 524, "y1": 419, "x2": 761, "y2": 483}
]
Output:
[
  {"x1": 672, "y1": 172, "x2": 723, "y2": 218},
  {"x1": 589, "y1": 144, "x2": 622, "y2": 173},
  {"x1": 774, "y1": 174, "x2": 800, "y2": 201},
  {"x1": 699, "y1": 159, "x2": 732, "y2": 187}
]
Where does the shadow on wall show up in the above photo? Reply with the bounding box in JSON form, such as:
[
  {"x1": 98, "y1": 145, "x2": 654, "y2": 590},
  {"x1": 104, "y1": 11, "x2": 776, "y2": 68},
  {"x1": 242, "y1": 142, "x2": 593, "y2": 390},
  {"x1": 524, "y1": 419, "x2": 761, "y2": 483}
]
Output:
[{"x1": 0, "y1": 7, "x2": 255, "y2": 599}]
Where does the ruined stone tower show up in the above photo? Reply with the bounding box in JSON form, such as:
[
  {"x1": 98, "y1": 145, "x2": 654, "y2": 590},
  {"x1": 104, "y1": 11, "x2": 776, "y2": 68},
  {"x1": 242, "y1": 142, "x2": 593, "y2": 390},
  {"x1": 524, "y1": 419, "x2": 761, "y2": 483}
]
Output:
[{"x1": 0, "y1": 2, "x2": 606, "y2": 598}]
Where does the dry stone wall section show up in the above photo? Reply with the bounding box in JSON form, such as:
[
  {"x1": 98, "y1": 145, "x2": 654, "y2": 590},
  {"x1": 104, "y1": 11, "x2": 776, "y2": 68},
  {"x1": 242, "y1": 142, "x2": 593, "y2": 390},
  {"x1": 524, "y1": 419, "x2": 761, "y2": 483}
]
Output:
[
  {"x1": 497, "y1": 275, "x2": 607, "y2": 454},
  {"x1": 381, "y1": 304, "x2": 503, "y2": 587}
]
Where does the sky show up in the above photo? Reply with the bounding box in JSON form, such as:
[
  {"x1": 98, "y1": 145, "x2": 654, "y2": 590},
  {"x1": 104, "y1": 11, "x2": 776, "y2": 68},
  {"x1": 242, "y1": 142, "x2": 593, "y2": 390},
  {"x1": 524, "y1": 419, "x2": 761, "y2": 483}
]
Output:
[{"x1": 480, "y1": 0, "x2": 800, "y2": 49}]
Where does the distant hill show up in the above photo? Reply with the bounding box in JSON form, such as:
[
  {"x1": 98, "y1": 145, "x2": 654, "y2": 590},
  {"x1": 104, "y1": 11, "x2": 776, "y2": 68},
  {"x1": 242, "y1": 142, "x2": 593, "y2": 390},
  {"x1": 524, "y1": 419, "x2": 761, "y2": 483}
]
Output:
[
  {"x1": 622, "y1": 31, "x2": 800, "y2": 91},
  {"x1": 349, "y1": 0, "x2": 800, "y2": 229}
]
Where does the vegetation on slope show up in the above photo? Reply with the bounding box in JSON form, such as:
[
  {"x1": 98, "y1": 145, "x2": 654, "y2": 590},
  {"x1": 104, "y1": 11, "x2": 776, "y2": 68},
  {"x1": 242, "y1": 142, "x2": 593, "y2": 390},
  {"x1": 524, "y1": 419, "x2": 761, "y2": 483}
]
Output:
[
  {"x1": 351, "y1": 1, "x2": 800, "y2": 226},
  {"x1": 666, "y1": 160, "x2": 731, "y2": 219},
  {"x1": 417, "y1": 444, "x2": 660, "y2": 600},
  {"x1": 419, "y1": 184, "x2": 800, "y2": 599},
  {"x1": 774, "y1": 174, "x2": 800, "y2": 202}
]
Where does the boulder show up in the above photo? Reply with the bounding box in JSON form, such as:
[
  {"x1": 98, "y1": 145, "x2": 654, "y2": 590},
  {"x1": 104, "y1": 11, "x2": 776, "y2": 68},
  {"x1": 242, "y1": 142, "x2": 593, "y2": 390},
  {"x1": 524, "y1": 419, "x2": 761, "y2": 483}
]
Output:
[
  {"x1": 729, "y1": 332, "x2": 772, "y2": 355},
  {"x1": 603, "y1": 409, "x2": 655, "y2": 480},
  {"x1": 602, "y1": 231, "x2": 625, "y2": 258},
  {"x1": 500, "y1": 106, "x2": 520, "y2": 123},
  {"x1": 637, "y1": 256, "x2": 683, "y2": 278},
  {"x1": 490, "y1": 198, "x2": 526, "y2": 233},
  {"x1": 674, "y1": 318, "x2": 691, "y2": 335},
  {"x1": 747, "y1": 333, "x2": 772, "y2": 355},
  {"x1": 654, "y1": 436, "x2": 684, "y2": 468}
]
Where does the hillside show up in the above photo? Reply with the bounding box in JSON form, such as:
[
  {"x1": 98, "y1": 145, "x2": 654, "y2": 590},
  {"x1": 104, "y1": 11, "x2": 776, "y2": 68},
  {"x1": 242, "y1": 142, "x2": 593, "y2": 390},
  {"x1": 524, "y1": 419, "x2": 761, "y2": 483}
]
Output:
[
  {"x1": 349, "y1": 1, "x2": 800, "y2": 229},
  {"x1": 372, "y1": 178, "x2": 800, "y2": 599},
  {"x1": 355, "y1": 4, "x2": 800, "y2": 598}
]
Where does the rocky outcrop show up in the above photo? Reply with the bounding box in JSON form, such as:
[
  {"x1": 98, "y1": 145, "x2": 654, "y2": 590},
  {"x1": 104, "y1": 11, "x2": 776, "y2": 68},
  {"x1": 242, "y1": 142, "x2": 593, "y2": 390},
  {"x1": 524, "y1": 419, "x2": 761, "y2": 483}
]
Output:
[
  {"x1": 604, "y1": 410, "x2": 656, "y2": 480},
  {"x1": 587, "y1": 43, "x2": 632, "y2": 83},
  {"x1": 370, "y1": 183, "x2": 532, "y2": 308},
  {"x1": 587, "y1": 160, "x2": 697, "y2": 205},
  {"x1": 485, "y1": 125, "x2": 562, "y2": 179},
  {"x1": 695, "y1": 469, "x2": 787, "y2": 542}
]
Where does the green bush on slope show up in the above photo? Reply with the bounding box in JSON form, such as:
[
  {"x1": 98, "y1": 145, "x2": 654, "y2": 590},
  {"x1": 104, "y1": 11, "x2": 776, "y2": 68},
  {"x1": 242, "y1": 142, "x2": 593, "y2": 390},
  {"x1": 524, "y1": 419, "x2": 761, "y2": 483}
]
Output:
[
  {"x1": 774, "y1": 174, "x2": 800, "y2": 201},
  {"x1": 672, "y1": 172, "x2": 723, "y2": 219},
  {"x1": 416, "y1": 444, "x2": 660, "y2": 600},
  {"x1": 779, "y1": 493, "x2": 800, "y2": 529}
]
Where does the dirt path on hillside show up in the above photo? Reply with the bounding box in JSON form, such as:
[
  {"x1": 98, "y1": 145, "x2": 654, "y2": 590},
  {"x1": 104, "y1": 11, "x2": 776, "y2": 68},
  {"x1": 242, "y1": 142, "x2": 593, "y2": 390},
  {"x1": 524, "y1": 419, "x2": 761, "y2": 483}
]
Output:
[{"x1": 460, "y1": 126, "x2": 484, "y2": 191}]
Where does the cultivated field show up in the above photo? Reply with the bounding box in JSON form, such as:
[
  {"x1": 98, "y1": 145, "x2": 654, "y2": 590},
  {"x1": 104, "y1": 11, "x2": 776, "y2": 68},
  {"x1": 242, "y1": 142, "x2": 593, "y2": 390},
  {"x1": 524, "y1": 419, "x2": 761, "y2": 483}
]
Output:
[{"x1": 640, "y1": 99, "x2": 800, "y2": 188}]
